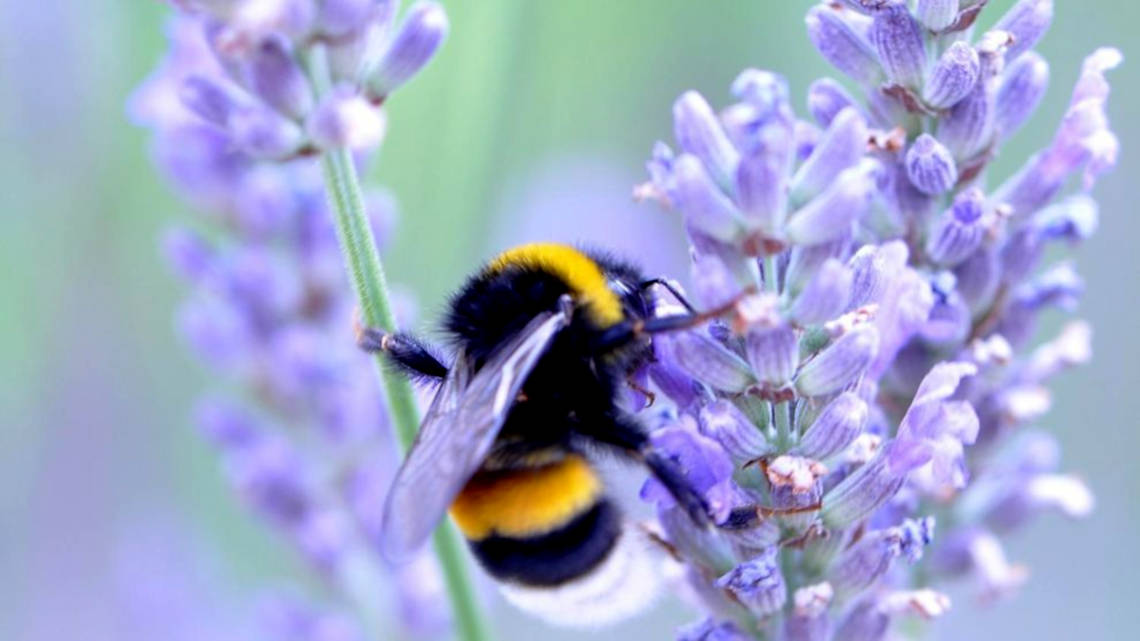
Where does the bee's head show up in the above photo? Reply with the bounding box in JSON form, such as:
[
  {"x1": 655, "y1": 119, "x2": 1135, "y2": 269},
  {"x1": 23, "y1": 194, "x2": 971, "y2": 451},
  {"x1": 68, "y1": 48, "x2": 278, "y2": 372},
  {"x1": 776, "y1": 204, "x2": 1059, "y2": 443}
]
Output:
[{"x1": 606, "y1": 274, "x2": 655, "y2": 322}]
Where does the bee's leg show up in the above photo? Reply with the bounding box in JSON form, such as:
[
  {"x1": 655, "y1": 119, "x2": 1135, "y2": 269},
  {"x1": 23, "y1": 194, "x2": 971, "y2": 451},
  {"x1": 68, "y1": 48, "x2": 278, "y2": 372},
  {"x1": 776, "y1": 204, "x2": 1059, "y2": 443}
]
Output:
[
  {"x1": 356, "y1": 325, "x2": 449, "y2": 381},
  {"x1": 576, "y1": 410, "x2": 711, "y2": 527}
]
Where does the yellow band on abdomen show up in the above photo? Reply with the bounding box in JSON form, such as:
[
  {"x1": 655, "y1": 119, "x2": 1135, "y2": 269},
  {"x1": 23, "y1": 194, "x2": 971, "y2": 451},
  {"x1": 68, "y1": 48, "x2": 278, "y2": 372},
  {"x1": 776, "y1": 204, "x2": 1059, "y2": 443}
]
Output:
[
  {"x1": 450, "y1": 455, "x2": 603, "y2": 541},
  {"x1": 487, "y1": 243, "x2": 624, "y2": 327}
]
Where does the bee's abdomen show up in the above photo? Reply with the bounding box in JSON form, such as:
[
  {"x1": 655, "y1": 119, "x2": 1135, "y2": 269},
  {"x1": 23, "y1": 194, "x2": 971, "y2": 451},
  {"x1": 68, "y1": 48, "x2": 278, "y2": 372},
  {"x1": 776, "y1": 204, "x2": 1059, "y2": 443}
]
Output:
[
  {"x1": 471, "y1": 500, "x2": 620, "y2": 586},
  {"x1": 448, "y1": 455, "x2": 620, "y2": 586}
]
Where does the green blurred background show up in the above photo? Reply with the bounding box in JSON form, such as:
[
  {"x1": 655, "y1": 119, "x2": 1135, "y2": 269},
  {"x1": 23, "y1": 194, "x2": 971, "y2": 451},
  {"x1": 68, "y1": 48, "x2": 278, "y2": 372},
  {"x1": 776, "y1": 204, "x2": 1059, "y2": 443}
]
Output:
[{"x1": 1, "y1": 1, "x2": 1136, "y2": 639}]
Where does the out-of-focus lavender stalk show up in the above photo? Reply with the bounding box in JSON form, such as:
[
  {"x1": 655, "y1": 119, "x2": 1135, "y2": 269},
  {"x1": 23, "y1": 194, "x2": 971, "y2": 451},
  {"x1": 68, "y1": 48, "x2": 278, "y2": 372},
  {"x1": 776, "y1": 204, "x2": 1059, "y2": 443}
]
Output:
[
  {"x1": 130, "y1": 2, "x2": 489, "y2": 640},
  {"x1": 638, "y1": 1, "x2": 1118, "y2": 638}
]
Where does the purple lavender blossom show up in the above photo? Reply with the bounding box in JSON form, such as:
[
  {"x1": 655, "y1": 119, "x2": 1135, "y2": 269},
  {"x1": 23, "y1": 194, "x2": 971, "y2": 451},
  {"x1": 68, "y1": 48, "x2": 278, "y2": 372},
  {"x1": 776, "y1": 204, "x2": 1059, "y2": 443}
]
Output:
[
  {"x1": 132, "y1": 1, "x2": 451, "y2": 636},
  {"x1": 638, "y1": 2, "x2": 1117, "y2": 638}
]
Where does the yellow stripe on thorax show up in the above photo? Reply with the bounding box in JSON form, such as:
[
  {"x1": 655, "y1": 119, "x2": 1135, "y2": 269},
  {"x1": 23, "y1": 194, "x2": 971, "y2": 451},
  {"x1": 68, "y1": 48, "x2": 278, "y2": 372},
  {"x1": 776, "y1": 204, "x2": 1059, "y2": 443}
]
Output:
[
  {"x1": 450, "y1": 455, "x2": 602, "y2": 541},
  {"x1": 488, "y1": 243, "x2": 623, "y2": 327}
]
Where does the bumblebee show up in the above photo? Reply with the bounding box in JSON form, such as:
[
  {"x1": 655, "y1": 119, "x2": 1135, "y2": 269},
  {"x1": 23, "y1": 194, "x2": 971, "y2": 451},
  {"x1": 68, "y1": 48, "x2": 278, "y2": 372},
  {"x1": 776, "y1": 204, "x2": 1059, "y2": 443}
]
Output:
[{"x1": 359, "y1": 243, "x2": 745, "y2": 625}]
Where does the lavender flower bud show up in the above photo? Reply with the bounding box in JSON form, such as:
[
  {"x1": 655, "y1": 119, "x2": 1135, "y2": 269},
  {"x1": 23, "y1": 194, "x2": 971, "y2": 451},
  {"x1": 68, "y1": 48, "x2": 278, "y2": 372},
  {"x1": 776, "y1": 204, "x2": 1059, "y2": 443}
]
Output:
[
  {"x1": 932, "y1": 529, "x2": 1028, "y2": 599},
  {"x1": 180, "y1": 75, "x2": 241, "y2": 127},
  {"x1": 1036, "y1": 194, "x2": 1099, "y2": 243},
  {"x1": 993, "y1": 0, "x2": 1054, "y2": 62},
  {"x1": 848, "y1": 241, "x2": 908, "y2": 308},
  {"x1": 732, "y1": 67, "x2": 792, "y2": 107},
  {"x1": 735, "y1": 153, "x2": 789, "y2": 232},
  {"x1": 790, "y1": 107, "x2": 869, "y2": 203},
  {"x1": 656, "y1": 330, "x2": 756, "y2": 394},
  {"x1": 789, "y1": 258, "x2": 854, "y2": 326},
  {"x1": 781, "y1": 583, "x2": 833, "y2": 641},
  {"x1": 677, "y1": 618, "x2": 751, "y2": 641},
  {"x1": 699, "y1": 400, "x2": 773, "y2": 464},
  {"x1": 674, "y1": 154, "x2": 745, "y2": 243},
  {"x1": 822, "y1": 438, "x2": 931, "y2": 528},
  {"x1": 796, "y1": 324, "x2": 880, "y2": 397},
  {"x1": 195, "y1": 398, "x2": 261, "y2": 448},
  {"x1": 999, "y1": 229, "x2": 1044, "y2": 290},
  {"x1": 658, "y1": 505, "x2": 737, "y2": 571},
  {"x1": 936, "y1": 76, "x2": 994, "y2": 160},
  {"x1": 869, "y1": 5, "x2": 927, "y2": 88},
  {"x1": 229, "y1": 107, "x2": 306, "y2": 159},
  {"x1": 786, "y1": 160, "x2": 879, "y2": 246},
  {"x1": 807, "y1": 78, "x2": 859, "y2": 128},
  {"x1": 805, "y1": 5, "x2": 883, "y2": 86},
  {"x1": 836, "y1": 590, "x2": 951, "y2": 641},
  {"x1": 366, "y1": 2, "x2": 449, "y2": 99},
  {"x1": 645, "y1": 419, "x2": 740, "y2": 524},
  {"x1": 318, "y1": 0, "x2": 388, "y2": 38},
  {"x1": 905, "y1": 134, "x2": 959, "y2": 196},
  {"x1": 162, "y1": 226, "x2": 215, "y2": 282},
  {"x1": 746, "y1": 324, "x2": 799, "y2": 386},
  {"x1": 796, "y1": 392, "x2": 869, "y2": 460},
  {"x1": 994, "y1": 48, "x2": 1121, "y2": 216},
  {"x1": 985, "y1": 473, "x2": 1094, "y2": 533},
  {"x1": 306, "y1": 89, "x2": 388, "y2": 150},
  {"x1": 717, "y1": 547, "x2": 787, "y2": 617},
  {"x1": 923, "y1": 41, "x2": 981, "y2": 109},
  {"x1": 248, "y1": 35, "x2": 313, "y2": 120},
  {"x1": 915, "y1": 0, "x2": 959, "y2": 31},
  {"x1": 953, "y1": 245, "x2": 1001, "y2": 312},
  {"x1": 766, "y1": 455, "x2": 827, "y2": 531},
  {"x1": 1022, "y1": 320, "x2": 1093, "y2": 382},
  {"x1": 926, "y1": 188, "x2": 986, "y2": 266},
  {"x1": 674, "y1": 91, "x2": 741, "y2": 187},
  {"x1": 995, "y1": 51, "x2": 1049, "y2": 141},
  {"x1": 829, "y1": 517, "x2": 934, "y2": 599}
]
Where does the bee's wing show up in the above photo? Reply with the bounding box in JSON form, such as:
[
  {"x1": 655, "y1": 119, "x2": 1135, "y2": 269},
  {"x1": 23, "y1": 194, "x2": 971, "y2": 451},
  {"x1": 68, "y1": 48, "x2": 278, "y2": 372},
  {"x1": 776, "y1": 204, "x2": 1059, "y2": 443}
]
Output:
[{"x1": 379, "y1": 309, "x2": 570, "y2": 561}]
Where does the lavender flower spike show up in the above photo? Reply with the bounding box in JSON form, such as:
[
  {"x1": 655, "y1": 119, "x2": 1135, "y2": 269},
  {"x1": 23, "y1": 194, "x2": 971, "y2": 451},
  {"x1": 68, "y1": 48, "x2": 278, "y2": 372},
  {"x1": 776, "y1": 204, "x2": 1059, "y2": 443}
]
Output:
[{"x1": 638, "y1": 1, "x2": 1117, "y2": 636}]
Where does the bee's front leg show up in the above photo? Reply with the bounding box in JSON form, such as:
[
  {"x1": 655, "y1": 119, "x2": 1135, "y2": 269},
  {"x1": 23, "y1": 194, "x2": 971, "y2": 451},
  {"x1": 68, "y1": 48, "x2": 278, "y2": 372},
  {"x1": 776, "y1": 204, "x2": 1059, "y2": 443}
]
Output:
[
  {"x1": 354, "y1": 320, "x2": 450, "y2": 382},
  {"x1": 575, "y1": 410, "x2": 711, "y2": 528}
]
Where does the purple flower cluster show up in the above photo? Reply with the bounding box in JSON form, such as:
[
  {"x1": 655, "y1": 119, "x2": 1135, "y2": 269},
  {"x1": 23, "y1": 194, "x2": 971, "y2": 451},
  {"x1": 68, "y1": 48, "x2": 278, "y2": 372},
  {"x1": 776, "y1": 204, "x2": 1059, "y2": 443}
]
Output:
[
  {"x1": 639, "y1": 1, "x2": 1116, "y2": 638},
  {"x1": 130, "y1": 1, "x2": 450, "y2": 637}
]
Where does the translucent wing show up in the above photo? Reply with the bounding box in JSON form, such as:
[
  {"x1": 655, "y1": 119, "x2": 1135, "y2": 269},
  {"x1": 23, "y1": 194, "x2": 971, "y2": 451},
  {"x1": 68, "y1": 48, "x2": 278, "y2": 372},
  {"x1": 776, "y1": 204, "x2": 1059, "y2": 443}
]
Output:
[{"x1": 379, "y1": 309, "x2": 570, "y2": 561}]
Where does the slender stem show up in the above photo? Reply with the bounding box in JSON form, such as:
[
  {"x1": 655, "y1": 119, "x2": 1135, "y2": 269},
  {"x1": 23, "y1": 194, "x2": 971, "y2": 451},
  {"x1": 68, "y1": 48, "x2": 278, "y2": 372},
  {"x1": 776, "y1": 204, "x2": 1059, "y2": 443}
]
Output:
[
  {"x1": 762, "y1": 255, "x2": 780, "y2": 294},
  {"x1": 306, "y1": 45, "x2": 492, "y2": 641},
  {"x1": 773, "y1": 401, "x2": 793, "y2": 452}
]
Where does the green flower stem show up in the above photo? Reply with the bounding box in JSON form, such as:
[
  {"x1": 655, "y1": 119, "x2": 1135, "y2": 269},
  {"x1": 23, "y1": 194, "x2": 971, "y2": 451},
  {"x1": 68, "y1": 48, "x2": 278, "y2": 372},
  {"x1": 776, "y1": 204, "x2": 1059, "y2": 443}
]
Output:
[
  {"x1": 773, "y1": 400, "x2": 794, "y2": 452},
  {"x1": 306, "y1": 45, "x2": 492, "y2": 641}
]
